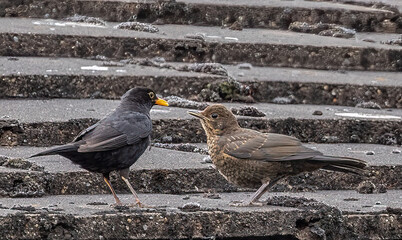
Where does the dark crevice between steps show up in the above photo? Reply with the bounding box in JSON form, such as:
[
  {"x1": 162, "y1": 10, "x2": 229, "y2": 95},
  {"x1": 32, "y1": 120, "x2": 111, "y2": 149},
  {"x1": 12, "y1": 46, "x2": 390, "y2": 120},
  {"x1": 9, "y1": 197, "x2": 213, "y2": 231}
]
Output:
[
  {"x1": 1, "y1": 0, "x2": 399, "y2": 33},
  {"x1": 1, "y1": 33, "x2": 401, "y2": 71},
  {"x1": 2, "y1": 118, "x2": 400, "y2": 147},
  {"x1": 0, "y1": 165, "x2": 399, "y2": 197},
  {"x1": 2, "y1": 75, "x2": 402, "y2": 108}
]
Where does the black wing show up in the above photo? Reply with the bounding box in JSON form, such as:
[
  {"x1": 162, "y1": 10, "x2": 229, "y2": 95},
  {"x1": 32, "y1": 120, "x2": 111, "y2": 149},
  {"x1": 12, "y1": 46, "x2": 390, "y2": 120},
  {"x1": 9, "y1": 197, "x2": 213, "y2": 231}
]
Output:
[
  {"x1": 222, "y1": 130, "x2": 321, "y2": 162},
  {"x1": 76, "y1": 111, "x2": 152, "y2": 153}
]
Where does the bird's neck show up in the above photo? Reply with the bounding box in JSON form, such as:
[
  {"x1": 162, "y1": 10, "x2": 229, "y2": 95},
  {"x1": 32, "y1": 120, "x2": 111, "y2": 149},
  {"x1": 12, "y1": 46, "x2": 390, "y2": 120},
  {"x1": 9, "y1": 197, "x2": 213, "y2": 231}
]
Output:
[{"x1": 117, "y1": 101, "x2": 151, "y2": 115}]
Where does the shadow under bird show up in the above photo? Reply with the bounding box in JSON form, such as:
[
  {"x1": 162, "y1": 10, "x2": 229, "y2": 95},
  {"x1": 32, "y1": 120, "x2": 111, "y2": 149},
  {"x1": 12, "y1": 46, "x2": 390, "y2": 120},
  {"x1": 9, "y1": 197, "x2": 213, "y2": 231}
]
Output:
[
  {"x1": 30, "y1": 87, "x2": 168, "y2": 207},
  {"x1": 189, "y1": 104, "x2": 367, "y2": 206}
]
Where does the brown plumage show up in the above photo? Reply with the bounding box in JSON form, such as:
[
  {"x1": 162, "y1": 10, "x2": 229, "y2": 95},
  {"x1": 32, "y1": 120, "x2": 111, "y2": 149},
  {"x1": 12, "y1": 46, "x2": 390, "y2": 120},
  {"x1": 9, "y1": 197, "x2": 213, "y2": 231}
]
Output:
[{"x1": 189, "y1": 104, "x2": 367, "y2": 206}]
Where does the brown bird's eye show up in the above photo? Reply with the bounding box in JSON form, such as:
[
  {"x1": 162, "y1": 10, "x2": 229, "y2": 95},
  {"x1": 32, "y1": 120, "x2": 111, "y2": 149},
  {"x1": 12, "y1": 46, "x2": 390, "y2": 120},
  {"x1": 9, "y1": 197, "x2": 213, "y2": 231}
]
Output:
[
  {"x1": 148, "y1": 92, "x2": 155, "y2": 99},
  {"x1": 211, "y1": 113, "x2": 218, "y2": 119}
]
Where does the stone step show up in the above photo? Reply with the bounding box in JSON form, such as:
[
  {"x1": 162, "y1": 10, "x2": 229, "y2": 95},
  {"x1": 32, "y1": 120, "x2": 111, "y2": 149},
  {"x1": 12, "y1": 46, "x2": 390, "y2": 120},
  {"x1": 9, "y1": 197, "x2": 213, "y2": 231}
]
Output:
[
  {"x1": 1, "y1": 18, "x2": 401, "y2": 71},
  {"x1": 1, "y1": 100, "x2": 401, "y2": 146},
  {"x1": 0, "y1": 144, "x2": 400, "y2": 197},
  {"x1": 0, "y1": 191, "x2": 400, "y2": 239},
  {"x1": 2, "y1": 0, "x2": 400, "y2": 33},
  {"x1": 1, "y1": 57, "x2": 402, "y2": 108}
]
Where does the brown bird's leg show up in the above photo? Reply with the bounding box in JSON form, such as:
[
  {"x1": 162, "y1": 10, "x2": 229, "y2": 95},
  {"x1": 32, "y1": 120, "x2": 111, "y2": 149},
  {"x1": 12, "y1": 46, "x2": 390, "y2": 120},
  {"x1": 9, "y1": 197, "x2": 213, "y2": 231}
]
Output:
[
  {"x1": 231, "y1": 177, "x2": 282, "y2": 207},
  {"x1": 119, "y1": 168, "x2": 143, "y2": 207},
  {"x1": 103, "y1": 173, "x2": 122, "y2": 206}
]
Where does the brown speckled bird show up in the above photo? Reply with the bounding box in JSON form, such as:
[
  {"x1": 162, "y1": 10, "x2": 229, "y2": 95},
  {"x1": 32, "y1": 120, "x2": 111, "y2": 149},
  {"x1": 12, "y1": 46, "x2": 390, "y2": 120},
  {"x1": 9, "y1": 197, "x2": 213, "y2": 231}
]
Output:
[{"x1": 189, "y1": 104, "x2": 367, "y2": 206}]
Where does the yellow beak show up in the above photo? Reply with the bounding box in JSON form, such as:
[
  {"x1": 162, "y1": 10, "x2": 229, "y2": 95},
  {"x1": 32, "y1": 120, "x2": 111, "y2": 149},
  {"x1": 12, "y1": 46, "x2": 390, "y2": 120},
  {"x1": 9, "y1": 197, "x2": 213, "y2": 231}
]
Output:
[{"x1": 155, "y1": 98, "x2": 169, "y2": 106}]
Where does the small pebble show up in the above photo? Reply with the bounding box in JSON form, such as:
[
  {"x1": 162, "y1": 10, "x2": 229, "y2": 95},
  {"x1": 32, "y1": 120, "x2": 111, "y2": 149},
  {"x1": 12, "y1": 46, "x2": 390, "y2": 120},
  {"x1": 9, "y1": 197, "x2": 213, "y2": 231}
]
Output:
[
  {"x1": 392, "y1": 149, "x2": 401, "y2": 154},
  {"x1": 179, "y1": 202, "x2": 201, "y2": 212},
  {"x1": 237, "y1": 63, "x2": 253, "y2": 70},
  {"x1": 182, "y1": 195, "x2": 190, "y2": 200},
  {"x1": 375, "y1": 201, "x2": 381, "y2": 205},
  {"x1": 202, "y1": 156, "x2": 212, "y2": 164},
  {"x1": 312, "y1": 110, "x2": 323, "y2": 116},
  {"x1": 365, "y1": 151, "x2": 375, "y2": 155}
]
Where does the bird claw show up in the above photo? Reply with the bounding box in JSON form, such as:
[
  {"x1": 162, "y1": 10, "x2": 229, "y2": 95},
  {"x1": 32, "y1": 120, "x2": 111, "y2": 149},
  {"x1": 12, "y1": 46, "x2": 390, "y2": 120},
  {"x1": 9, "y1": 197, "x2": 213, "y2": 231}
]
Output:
[
  {"x1": 130, "y1": 201, "x2": 154, "y2": 208},
  {"x1": 229, "y1": 201, "x2": 264, "y2": 207}
]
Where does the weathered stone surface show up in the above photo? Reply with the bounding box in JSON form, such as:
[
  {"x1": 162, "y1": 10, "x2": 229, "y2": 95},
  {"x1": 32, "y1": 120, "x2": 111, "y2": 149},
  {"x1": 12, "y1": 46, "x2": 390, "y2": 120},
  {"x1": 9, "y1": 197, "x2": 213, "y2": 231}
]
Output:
[
  {"x1": 0, "y1": 18, "x2": 401, "y2": 71},
  {"x1": 0, "y1": 191, "x2": 400, "y2": 239},
  {"x1": 1, "y1": 0, "x2": 399, "y2": 32}
]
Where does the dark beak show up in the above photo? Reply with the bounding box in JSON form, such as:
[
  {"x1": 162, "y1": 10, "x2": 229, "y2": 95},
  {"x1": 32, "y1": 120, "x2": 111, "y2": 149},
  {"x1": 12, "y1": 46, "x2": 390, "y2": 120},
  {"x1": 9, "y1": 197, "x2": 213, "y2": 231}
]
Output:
[
  {"x1": 188, "y1": 111, "x2": 206, "y2": 120},
  {"x1": 155, "y1": 98, "x2": 169, "y2": 106}
]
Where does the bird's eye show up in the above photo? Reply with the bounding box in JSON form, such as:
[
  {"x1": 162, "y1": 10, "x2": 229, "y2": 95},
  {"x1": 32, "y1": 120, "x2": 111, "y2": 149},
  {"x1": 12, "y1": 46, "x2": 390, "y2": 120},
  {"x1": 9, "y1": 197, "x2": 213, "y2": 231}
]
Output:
[
  {"x1": 211, "y1": 113, "x2": 218, "y2": 119},
  {"x1": 148, "y1": 92, "x2": 155, "y2": 99}
]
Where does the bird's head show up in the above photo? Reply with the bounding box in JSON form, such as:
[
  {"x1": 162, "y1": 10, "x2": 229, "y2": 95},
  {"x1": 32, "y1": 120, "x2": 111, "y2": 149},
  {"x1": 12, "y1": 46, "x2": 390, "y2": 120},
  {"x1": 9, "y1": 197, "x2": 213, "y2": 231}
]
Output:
[
  {"x1": 188, "y1": 104, "x2": 239, "y2": 136},
  {"x1": 120, "y1": 87, "x2": 168, "y2": 111}
]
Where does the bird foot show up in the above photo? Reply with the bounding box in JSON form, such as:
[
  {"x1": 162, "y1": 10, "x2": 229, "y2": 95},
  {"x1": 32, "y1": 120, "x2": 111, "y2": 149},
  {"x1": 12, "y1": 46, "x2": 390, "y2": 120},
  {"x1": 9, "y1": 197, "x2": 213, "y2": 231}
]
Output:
[
  {"x1": 130, "y1": 201, "x2": 154, "y2": 208},
  {"x1": 229, "y1": 200, "x2": 264, "y2": 207}
]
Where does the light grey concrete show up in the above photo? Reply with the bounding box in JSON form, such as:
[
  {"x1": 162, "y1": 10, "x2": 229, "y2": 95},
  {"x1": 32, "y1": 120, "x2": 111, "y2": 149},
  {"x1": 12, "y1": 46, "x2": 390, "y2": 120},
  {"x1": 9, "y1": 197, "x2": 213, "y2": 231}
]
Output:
[
  {"x1": 0, "y1": 190, "x2": 400, "y2": 216},
  {"x1": 0, "y1": 146, "x2": 209, "y2": 172},
  {"x1": 2, "y1": 18, "x2": 400, "y2": 49},
  {"x1": 1, "y1": 99, "x2": 401, "y2": 123}
]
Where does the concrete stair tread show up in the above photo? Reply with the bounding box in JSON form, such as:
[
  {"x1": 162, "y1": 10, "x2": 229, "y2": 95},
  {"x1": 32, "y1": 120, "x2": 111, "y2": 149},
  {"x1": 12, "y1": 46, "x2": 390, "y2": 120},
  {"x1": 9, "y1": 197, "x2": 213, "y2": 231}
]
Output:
[
  {"x1": 1, "y1": 99, "x2": 402, "y2": 123},
  {"x1": 1, "y1": 56, "x2": 401, "y2": 87},
  {"x1": 0, "y1": 146, "x2": 207, "y2": 173},
  {"x1": 1, "y1": 190, "x2": 400, "y2": 216},
  {"x1": 179, "y1": 0, "x2": 395, "y2": 12},
  {"x1": 1, "y1": 142, "x2": 400, "y2": 170},
  {"x1": 4, "y1": 18, "x2": 400, "y2": 49},
  {"x1": 0, "y1": 56, "x2": 219, "y2": 78}
]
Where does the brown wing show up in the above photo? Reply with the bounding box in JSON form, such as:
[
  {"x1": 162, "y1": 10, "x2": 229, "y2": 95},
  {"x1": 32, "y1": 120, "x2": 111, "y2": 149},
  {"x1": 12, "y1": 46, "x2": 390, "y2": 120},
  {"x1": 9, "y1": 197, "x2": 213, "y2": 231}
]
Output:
[{"x1": 222, "y1": 129, "x2": 321, "y2": 162}]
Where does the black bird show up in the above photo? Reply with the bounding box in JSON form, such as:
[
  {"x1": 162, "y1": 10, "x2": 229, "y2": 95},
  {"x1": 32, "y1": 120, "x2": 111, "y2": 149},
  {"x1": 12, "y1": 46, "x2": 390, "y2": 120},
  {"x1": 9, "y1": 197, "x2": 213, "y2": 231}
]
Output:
[
  {"x1": 189, "y1": 105, "x2": 367, "y2": 206},
  {"x1": 31, "y1": 87, "x2": 168, "y2": 206}
]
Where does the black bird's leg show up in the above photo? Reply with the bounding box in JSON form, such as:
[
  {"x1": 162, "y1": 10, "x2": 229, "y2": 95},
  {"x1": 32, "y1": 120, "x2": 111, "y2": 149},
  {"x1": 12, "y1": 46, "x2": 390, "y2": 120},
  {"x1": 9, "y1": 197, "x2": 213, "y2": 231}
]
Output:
[
  {"x1": 103, "y1": 173, "x2": 122, "y2": 205},
  {"x1": 119, "y1": 168, "x2": 142, "y2": 207},
  {"x1": 230, "y1": 177, "x2": 282, "y2": 207}
]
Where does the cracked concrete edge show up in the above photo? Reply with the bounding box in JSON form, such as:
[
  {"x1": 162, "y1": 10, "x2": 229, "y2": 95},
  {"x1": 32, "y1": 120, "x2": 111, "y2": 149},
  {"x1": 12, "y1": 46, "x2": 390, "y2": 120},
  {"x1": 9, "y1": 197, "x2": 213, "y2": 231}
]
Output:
[
  {"x1": 1, "y1": 33, "x2": 401, "y2": 71},
  {"x1": 0, "y1": 201, "x2": 400, "y2": 239},
  {"x1": 0, "y1": 165, "x2": 400, "y2": 197},
  {"x1": 1, "y1": 75, "x2": 402, "y2": 108},
  {"x1": 1, "y1": 0, "x2": 400, "y2": 33},
  {"x1": 1, "y1": 118, "x2": 401, "y2": 147}
]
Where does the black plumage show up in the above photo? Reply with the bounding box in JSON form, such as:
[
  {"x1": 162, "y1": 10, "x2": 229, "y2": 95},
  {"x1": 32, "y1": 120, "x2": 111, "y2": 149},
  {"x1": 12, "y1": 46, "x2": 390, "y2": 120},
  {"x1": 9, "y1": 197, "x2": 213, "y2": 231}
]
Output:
[{"x1": 31, "y1": 87, "x2": 168, "y2": 206}]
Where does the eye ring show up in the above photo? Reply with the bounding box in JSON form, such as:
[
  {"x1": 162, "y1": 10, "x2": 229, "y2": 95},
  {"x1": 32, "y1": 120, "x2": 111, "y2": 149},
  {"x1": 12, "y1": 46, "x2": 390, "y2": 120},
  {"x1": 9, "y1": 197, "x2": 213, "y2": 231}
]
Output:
[
  {"x1": 148, "y1": 92, "x2": 155, "y2": 99},
  {"x1": 211, "y1": 113, "x2": 218, "y2": 119}
]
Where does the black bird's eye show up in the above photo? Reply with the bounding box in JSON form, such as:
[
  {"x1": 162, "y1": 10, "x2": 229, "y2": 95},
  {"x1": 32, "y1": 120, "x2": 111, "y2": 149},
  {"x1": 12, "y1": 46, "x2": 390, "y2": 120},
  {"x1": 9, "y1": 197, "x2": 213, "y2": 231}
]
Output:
[
  {"x1": 211, "y1": 113, "x2": 218, "y2": 119},
  {"x1": 148, "y1": 92, "x2": 155, "y2": 99}
]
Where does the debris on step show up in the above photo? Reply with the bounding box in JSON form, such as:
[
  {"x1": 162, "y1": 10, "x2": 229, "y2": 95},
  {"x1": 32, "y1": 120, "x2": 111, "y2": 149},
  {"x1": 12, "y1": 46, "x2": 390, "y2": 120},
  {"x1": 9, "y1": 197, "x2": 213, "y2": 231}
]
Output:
[
  {"x1": 231, "y1": 106, "x2": 266, "y2": 117},
  {"x1": 381, "y1": 35, "x2": 402, "y2": 46},
  {"x1": 289, "y1": 22, "x2": 331, "y2": 34},
  {"x1": 229, "y1": 21, "x2": 243, "y2": 31},
  {"x1": 184, "y1": 33, "x2": 206, "y2": 41},
  {"x1": 177, "y1": 63, "x2": 228, "y2": 76},
  {"x1": 151, "y1": 143, "x2": 209, "y2": 155},
  {"x1": 0, "y1": 156, "x2": 44, "y2": 171},
  {"x1": 115, "y1": 22, "x2": 159, "y2": 33},
  {"x1": 11, "y1": 205, "x2": 36, "y2": 212},
  {"x1": 318, "y1": 27, "x2": 356, "y2": 39},
  {"x1": 289, "y1": 22, "x2": 356, "y2": 38},
  {"x1": 64, "y1": 14, "x2": 106, "y2": 25},
  {"x1": 164, "y1": 95, "x2": 209, "y2": 110},
  {"x1": 237, "y1": 63, "x2": 253, "y2": 70},
  {"x1": 179, "y1": 202, "x2": 201, "y2": 212},
  {"x1": 272, "y1": 96, "x2": 297, "y2": 104},
  {"x1": 356, "y1": 180, "x2": 387, "y2": 194},
  {"x1": 355, "y1": 101, "x2": 382, "y2": 109},
  {"x1": 201, "y1": 156, "x2": 212, "y2": 164},
  {"x1": 312, "y1": 110, "x2": 323, "y2": 116},
  {"x1": 101, "y1": 61, "x2": 125, "y2": 67}
]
